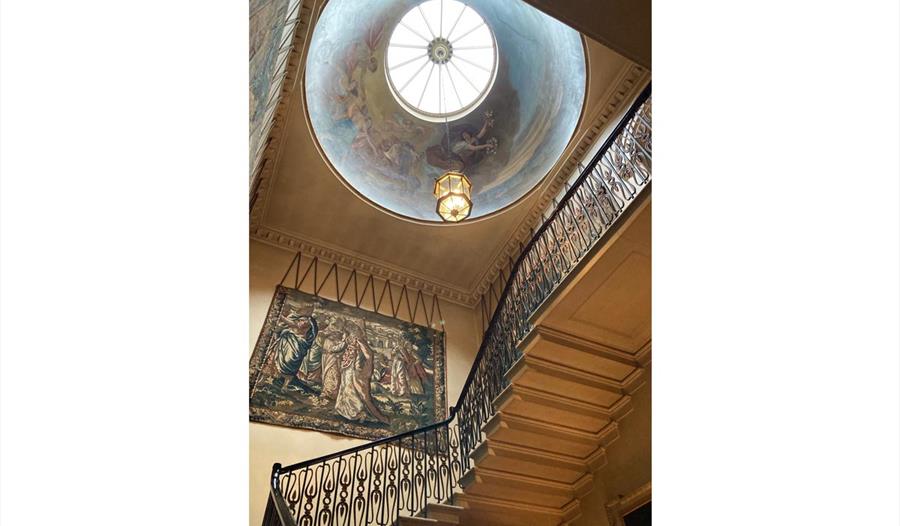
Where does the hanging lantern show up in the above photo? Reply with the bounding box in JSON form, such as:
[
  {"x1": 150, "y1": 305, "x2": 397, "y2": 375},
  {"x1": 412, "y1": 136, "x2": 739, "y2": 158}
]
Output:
[{"x1": 433, "y1": 171, "x2": 472, "y2": 222}]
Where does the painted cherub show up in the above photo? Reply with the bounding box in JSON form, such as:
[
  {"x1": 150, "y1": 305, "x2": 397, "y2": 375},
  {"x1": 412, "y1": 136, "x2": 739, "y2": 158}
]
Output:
[{"x1": 331, "y1": 17, "x2": 386, "y2": 158}]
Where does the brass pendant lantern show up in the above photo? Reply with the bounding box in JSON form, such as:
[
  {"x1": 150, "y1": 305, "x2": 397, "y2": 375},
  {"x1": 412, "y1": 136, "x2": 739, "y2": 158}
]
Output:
[{"x1": 434, "y1": 170, "x2": 472, "y2": 222}]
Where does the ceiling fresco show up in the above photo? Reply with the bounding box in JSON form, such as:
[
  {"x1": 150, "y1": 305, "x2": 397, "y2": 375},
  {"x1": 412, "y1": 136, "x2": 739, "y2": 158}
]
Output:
[{"x1": 305, "y1": 0, "x2": 586, "y2": 222}]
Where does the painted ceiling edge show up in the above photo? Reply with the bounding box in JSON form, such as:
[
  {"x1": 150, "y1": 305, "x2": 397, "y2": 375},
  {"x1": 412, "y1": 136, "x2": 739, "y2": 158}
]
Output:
[
  {"x1": 303, "y1": 0, "x2": 588, "y2": 221},
  {"x1": 249, "y1": 0, "x2": 649, "y2": 306}
]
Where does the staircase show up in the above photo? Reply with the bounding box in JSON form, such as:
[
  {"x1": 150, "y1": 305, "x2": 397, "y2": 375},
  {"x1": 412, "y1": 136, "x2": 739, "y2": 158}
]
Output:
[
  {"x1": 263, "y1": 86, "x2": 651, "y2": 526},
  {"x1": 385, "y1": 199, "x2": 651, "y2": 526},
  {"x1": 458, "y1": 196, "x2": 650, "y2": 525}
]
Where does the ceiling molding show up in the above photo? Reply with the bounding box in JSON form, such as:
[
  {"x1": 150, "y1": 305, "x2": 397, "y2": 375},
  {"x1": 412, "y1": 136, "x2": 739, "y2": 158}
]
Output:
[{"x1": 250, "y1": 224, "x2": 481, "y2": 306}]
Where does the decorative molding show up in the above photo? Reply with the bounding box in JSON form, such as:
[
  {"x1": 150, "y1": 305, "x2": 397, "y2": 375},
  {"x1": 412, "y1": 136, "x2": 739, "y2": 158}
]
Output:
[{"x1": 251, "y1": 223, "x2": 480, "y2": 306}]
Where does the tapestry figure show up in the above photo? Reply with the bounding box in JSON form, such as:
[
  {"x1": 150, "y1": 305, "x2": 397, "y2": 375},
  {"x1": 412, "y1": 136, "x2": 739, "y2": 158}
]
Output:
[{"x1": 271, "y1": 306, "x2": 319, "y2": 391}]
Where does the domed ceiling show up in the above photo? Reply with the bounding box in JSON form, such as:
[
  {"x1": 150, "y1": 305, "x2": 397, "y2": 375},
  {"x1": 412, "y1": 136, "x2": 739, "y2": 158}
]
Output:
[{"x1": 305, "y1": 0, "x2": 586, "y2": 222}]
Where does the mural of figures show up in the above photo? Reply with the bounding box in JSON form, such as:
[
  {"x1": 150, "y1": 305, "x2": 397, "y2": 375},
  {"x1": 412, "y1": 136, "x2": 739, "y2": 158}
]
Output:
[
  {"x1": 305, "y1": 0, "x2": 586, "y2": 221},
  {"x1": 249, "y1": 287, "x2": 446, "y2": 439}
]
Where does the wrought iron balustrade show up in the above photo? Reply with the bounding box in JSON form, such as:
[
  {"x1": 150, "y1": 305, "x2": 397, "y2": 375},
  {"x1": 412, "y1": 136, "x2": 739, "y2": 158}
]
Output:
[{"x1": 264, "y1": 84, "x2": 652, "y2": 526}]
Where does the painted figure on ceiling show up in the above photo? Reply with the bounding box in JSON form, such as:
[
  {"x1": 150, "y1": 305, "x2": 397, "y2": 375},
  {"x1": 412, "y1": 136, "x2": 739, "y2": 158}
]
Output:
[
  {"x1": 332, "y1": 18, "x2": 386, "y2": 159},
  {"x1": 426, "y1": 110, "x2": 499, "y2": 173},
  {"x1": 327, "y1": 16, "x2": 430, "y2": 188},
  {"x1": 374, "y1": 113, "x2": 427, "y2": 175}
]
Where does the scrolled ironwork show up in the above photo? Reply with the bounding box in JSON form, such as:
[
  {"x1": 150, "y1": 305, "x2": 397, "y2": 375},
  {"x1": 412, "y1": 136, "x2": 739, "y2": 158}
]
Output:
[{"x1": 266, "y1": 84, "x2": 652, "y2": 526}]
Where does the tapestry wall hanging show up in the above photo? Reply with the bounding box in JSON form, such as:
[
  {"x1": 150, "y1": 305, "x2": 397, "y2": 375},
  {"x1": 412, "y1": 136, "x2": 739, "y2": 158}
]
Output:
[{"x1": 249, "y1": 286, "x2": 447, "y2": 440}]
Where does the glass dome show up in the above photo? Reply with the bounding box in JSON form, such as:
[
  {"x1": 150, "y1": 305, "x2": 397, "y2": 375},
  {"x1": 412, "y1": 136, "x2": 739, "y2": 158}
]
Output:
[{"x1": 385, "y1": 0, "x2": 497, "y2": 122}]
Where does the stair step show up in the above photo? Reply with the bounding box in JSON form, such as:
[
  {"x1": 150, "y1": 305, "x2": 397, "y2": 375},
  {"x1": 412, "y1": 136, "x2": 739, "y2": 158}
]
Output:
[
  {"x1": 471, "y1": 439, "x2": 605, "y2": 484},
  {"x1": 455, "y1": 492, "x2": 581, "y2": 526},
  {"x1": 505, "y1": 354, "x2": 638, "y2": 408},
  {"x1": 494, "y1": 383, "x2": 629, "y2": 434},
  {"x1": 520, "y1": 326, "x2": 642, "y2": 371},
  {"x1": 483, "y1": 411, "x2": 619, "y2": 460},
  {"x1": 418, "y1": 502, "x2": 463, "y2": 524},
  {"x1": 460, "y1": 465, "x2": 590, "y2": 509}
]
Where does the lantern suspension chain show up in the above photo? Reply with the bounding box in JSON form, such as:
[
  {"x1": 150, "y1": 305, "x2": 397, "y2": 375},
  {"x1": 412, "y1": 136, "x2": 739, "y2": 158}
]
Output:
[{"x1": 432, "y1": 39, "x2": 473, "y2": 223}]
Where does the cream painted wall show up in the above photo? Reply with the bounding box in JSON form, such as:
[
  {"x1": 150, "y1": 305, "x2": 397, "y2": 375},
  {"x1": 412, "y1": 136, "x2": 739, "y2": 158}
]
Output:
[
  {"x1": 249, "y1": 240, "x2": 481, "y2": 525},
  {"x1": 572, "y1": 365, "x2": 651, "y2": 526}
]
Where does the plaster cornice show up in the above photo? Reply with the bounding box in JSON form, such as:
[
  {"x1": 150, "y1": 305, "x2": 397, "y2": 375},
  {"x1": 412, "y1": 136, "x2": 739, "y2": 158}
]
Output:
[
  {"x1": 249, "y1": 1, "x2": 649, "y2": 308},
  {"x1": 250, "y1": 224, "x2": 480, "y2": 306}
]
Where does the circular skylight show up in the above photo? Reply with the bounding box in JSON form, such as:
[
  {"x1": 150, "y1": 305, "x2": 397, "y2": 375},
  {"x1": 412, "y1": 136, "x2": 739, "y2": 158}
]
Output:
[{"x1": 385, "y1": 0, "x2": 497, "y2": 122}]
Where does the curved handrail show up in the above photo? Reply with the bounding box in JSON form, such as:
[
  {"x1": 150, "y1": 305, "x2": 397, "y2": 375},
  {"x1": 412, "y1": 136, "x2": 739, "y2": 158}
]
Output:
[
  {"x1": 268, "y1": 83, "x2": 651, "y2": 525},
  {"x1": 452, "y1": 82, "x2": 652, "y2": 410},
  {"x1": 277, "y1": 412, "x2": 454, "y2": 473}
]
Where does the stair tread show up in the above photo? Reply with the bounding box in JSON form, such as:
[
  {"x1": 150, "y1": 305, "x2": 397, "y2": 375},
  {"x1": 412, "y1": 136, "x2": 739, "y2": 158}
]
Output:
[
  {"x1": 398, "y1": 517, "x2": 443, "y2": 525},
  {"x1": 412, "y1": 501, "x2": 463, "y2": 525},
  {"x1": 455, "y1": 492, "x2": 581, "y2": 526},
  {"x1": 426, "y1": 502, "x2": 464, "y2": 512},
  {"x1": 400, "y1": 515, "x2": 457, "y2": 526}
]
